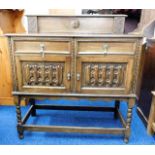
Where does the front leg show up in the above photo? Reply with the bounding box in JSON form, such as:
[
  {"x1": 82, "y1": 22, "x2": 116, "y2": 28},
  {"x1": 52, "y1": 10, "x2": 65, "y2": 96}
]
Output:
[
  {"x1": 124, "y1": 98, "x2": 135, "y2": 143},
  {"x1": 15, "y1": 96, "x2": 24, "y2": 139}
]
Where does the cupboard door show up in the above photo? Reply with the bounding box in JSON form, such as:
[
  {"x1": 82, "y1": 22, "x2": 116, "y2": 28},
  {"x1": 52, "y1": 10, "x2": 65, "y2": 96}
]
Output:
[
  {"x1": 15, "y1": 54, "x2": 71, "y2": 93},
  {"x1": 76, "y1": 55, "x2": 134, "y2": 94}
]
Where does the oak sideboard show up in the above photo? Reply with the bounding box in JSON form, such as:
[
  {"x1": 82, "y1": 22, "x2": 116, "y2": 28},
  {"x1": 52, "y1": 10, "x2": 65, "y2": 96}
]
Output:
[{"x1": 6, "y1": 32, "x2": 143, "y2": 143}]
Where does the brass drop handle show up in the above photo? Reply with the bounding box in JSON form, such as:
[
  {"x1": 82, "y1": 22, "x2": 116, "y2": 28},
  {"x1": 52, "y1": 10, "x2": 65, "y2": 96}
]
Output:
[
  {"x1": 76, "y1": 73, "x2": 80, "y2": 81},
  {"x1": 67, "y1": 73, "x2": 71, "y2": 80},
  {"x1": 40, "y1": 44, "x2": 45, "y2": 58},
  {"x1": 102, "y1": 44, "x2": 109, "y2": 54}
]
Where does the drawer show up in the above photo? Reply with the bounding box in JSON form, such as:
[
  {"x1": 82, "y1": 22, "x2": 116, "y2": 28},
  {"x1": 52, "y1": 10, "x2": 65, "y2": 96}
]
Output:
[
  {"x1": 77, "y1": 41, "x2": 137, "y2": 54},
  {"x1": 14, "y1": 40, "x2": 71, "y2": 54}
]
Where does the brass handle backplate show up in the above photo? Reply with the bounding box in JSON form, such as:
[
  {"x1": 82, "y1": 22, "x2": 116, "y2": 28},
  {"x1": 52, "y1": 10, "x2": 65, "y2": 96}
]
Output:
[
  {"x1": 40, "y1": 43, "x2": 45, "y2": 58},
  {"x1": 76, "y1": 73, "x2": 80, "y2": 81},
  {"x1": 67, "y1": 73, "x2": 71, "y2": 80}
]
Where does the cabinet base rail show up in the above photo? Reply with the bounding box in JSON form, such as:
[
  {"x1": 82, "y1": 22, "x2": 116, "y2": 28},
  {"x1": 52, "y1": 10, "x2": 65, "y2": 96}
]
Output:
[
  {"x1": 22, "y1": 124, "x2": 126, "y2": 134},
  {"x1": 15, "y1": 97, "x2": 135, "y2": 144}
]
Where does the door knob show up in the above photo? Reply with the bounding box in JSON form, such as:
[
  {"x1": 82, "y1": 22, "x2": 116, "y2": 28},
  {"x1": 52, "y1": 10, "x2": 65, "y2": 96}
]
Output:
[{"x1": 67, "y1": 73, "x2": 71, "y2": 80}]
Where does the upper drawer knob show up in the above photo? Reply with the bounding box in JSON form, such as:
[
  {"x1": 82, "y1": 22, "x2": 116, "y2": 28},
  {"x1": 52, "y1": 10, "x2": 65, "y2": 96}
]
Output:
[
  {"x1": 40, "y1": 43, "x2": 45, "y2": 58},
  {"x1": 71, "y1": 20, "x2": 80, "y2": 29},
  {"x1": 102, "y1": 44, "x2": 109, "y2": 54}
]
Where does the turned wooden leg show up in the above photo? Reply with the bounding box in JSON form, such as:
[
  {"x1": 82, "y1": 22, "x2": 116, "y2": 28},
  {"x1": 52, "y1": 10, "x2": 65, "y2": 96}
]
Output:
[
  {"x1": 15, "y1": 96, "x2": 24, "y2": 139},
  {"x1": 124, "y1": 98, "x2": 135, "y2": 143},
  {"x1": 114, "y1": 100, "x2": 120, "y2": 119},
  {"x1": 29, "y1": 98, "x2": 36, "y2": 116}
]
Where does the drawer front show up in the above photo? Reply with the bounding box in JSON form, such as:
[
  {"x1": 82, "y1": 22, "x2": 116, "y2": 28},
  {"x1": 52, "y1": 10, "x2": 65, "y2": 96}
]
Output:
[
  {"x1": 76, "y1": 55, "x2": 134, "y2": 94},
  {"x1": 14, "y1": 39, "x2": 71, "y2": 54},
  {"x1": 77, "y1": 40, "x2": 137, "y2": 55},
  {"x1": 15, "y1": 55, "x2": 71, "y2": 93}
]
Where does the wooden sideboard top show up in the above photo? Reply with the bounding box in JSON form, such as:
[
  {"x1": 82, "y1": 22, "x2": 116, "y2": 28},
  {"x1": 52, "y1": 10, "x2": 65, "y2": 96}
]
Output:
[{"x1": 5, "y1": 33, "x2": 143, "y2": 38}]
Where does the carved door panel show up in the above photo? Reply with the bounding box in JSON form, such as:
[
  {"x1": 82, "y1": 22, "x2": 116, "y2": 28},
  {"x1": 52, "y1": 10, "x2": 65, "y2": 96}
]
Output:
[
  {"x1": 15, "y1": 54, "x2": 71, "y2": 93},
  {"x1": 76, "y1": 55, "x2": 134, "y2": 94}
]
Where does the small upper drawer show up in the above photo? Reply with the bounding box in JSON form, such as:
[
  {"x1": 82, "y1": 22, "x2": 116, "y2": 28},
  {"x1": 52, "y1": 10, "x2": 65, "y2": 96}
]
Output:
[
  {"x1": 27, "y1": 15, "x2": 127, "y2": 34},
  {"x1": 77, "y1": 41, "x2": 137, "y2": 55},
  {"x1": 14, "y1": 40, "x2": 71, "y2": 54}
]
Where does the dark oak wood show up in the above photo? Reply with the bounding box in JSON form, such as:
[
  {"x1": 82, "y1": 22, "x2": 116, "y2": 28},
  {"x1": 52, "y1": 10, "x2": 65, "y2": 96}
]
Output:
[
  {"x1": 12, "y1": 91, "x2": 137, "y2": 98},
  {"x1": 15, "y1": 96, "x2": 24, "y2": 139},
  {"x1": 114, "y1": 100, "x2": 120, "y2": 119},
  {"x1": 22, "y1": 105, "x2": 34, "y2": 124},
  {"x1": 124, "y1": 101, "x2": 133, "y2": 143},
  {"x1": 13, "y1": 96, "x2": 135, "y2": 143},
  {"x1": 35, "y1": 104, "x2": 116, "y2": 112},
  {"x1": 29, "y1": 98, "x2": 36, "y2": 116},
  {"x1": 22, "y1": 125, "x2": 125, "y2": 135},
  {"x1": 117, "y1": 109, "x2": 126, "y2": 128},
  {"x1": 14, "y1": 98, "x2": 127, "y2": 137},
  {"x1": 137, "y1": 39, "x2": 155, "y2": 127}
]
